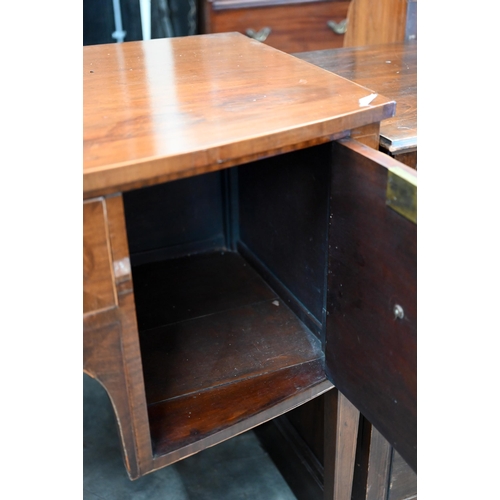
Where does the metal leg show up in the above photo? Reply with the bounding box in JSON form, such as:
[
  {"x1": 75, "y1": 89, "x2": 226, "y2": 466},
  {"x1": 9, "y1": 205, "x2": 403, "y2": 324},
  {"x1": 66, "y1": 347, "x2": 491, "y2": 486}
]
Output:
[
  {"x1": 111, "y1": 0, "x2": 126, "y2": 42},
  {"x1": 139, "y1": 0, "x2": 152, "y2": 40}
]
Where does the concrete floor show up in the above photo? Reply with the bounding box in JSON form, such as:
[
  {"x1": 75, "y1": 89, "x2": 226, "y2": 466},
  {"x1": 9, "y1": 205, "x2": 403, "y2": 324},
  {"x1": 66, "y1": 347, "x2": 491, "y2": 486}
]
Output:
[{"x1": 83, "y1": 375, "x2": 297, "y2": 500}]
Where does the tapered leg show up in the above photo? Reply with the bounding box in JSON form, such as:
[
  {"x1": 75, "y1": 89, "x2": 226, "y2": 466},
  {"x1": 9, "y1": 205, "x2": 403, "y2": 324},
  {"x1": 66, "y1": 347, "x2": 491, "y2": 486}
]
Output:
[
  {"x1": 365, "y1": 424, "x2": 392, "y2": 500},
  {"x1": 324, "y1": 389, "x2": 360, "y2": 500}
]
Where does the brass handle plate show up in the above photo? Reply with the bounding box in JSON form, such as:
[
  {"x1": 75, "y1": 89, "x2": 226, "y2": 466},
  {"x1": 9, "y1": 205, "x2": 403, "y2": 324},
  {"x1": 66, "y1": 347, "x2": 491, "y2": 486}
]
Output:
[
  {"x1": 246, "y1": 27, "x2": 272, "y2": 42},
  {"x1": 386, "y1": 167, "x2": 417, "y2": 224},
  {"x1": 327, "y1": 19, "x2": 347, "y2": 35}
]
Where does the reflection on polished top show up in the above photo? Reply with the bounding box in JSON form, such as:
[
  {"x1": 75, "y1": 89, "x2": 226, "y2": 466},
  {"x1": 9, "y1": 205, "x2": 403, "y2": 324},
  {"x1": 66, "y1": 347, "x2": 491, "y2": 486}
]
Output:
[
  {"x1": 83, "y1": 32, "x2": 395, "y2": 198},
  {"x1": 296, "y1": 42, "x2": 417, "y2": 153}
]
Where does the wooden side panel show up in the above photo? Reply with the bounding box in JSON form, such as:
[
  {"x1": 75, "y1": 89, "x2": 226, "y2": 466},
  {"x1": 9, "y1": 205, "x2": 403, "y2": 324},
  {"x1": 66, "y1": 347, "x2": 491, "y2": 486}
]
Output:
[
  {"x1": 83, "y1": 200, "x2": 116, "y2": 314},
  {"x1": 83, "y1": 194, "x2": 153, "y2": 479},
  {"x1": 351, "y1": 123, "x2": 380, "y2": 150},
  {"x1": 343, "y1": 0, "x2": 408, "y2": 47},
  {"x1": 325, "y1": 139, "x2": 416, "y2": 472}
]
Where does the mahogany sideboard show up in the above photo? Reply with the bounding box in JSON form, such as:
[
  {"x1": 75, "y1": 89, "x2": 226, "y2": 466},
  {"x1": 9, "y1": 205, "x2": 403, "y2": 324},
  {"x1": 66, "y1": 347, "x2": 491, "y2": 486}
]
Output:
[{"x1": 83, "y1": 32, "x2": 416, "y2": 499}]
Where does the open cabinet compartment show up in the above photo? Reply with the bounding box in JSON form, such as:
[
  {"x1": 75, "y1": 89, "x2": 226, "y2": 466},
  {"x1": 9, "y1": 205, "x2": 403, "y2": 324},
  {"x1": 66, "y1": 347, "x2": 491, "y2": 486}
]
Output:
[
  {"x1": 83, "y1": 32, "x2": 416, "y2": 482},
  {"x1": 122, "y1": 142, "x2": 334, "y2": 462}
]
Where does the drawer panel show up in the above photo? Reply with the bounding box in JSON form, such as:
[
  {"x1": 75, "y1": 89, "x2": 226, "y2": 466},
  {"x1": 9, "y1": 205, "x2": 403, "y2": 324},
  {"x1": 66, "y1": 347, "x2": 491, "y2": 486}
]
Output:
[
  {"x1": 83, "y1": 199, "x2": 116, "y2": 314},
  {"x1": 207, "y1": 1, "x2": 350, "y2": 53}
]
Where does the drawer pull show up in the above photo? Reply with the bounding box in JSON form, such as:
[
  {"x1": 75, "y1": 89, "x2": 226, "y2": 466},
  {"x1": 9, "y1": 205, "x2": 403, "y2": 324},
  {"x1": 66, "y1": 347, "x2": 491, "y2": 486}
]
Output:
[
  {"x1": 327, "y1": 19, "x2": 347, "y2": 35},
  {"x1": 245, "y1": 27, "x2": 271, "y2": 42}
]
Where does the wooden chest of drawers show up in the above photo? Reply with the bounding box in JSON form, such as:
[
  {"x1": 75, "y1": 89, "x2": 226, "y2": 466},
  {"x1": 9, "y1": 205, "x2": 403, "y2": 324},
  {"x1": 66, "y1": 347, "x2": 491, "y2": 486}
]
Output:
[{"x1": 198, "y1": 0, "x2": 351, "y2": 53}]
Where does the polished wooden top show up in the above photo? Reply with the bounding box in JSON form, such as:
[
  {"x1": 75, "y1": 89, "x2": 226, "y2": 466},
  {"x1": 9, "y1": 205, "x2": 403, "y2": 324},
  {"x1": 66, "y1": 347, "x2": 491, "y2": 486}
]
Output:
[
  {"x1": 295, "y1": 42, "x2": 416, "y2": 154},
  {"x1": 83, "y1": 32, "x2": 395, "y2": 198}
]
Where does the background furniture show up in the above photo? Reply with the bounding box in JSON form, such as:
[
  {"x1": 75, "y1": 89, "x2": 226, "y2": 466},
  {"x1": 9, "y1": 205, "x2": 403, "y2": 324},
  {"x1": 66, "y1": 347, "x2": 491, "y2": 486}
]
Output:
[
  {"x1": 343, "y1": 0, "x2": 417, "y2": 47},
  {"x1": 197, "y1": 0, "x2": 417, "y2": 54},
  {"x1": 83, "y1": 0, "x2": 196, "y2": 45},
  {"x1": 84, "y1": 0, "x2": 417, "y2": 52},
  {"x1": 198, "y1": 0, "x2": 352, "y2": 53},
  {"x1": 83, "y1": 32, "x2": 416, "y2": 499},
  {"x1": 139, "y1": 0, "x2": 197, "y2": 39},
  {"x1": 297, "y1": 41, "x2": 417, "y2": 168}
]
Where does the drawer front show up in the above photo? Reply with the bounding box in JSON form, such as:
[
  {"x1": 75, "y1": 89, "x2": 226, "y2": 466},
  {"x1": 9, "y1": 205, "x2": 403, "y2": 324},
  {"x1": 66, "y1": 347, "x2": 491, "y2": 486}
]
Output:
[
  {"x1": 83, "y1": 199, "x2": 117, "y2": 314},
  {"x1": 208, "y1": 1, "x2": 350, "y2": 53}
]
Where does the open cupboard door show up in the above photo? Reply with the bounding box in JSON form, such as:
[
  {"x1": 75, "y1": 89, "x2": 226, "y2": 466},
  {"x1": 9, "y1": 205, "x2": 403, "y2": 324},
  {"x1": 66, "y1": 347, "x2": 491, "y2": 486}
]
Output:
[{"x1": 325, "y1": 138, "x2": 417, "y2": 473}]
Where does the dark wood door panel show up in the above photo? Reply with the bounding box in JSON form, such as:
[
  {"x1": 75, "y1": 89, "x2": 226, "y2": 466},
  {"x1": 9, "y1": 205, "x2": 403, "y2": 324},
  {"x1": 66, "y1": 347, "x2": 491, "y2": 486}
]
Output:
[{"x1": 325, "y1": 138, "x2": 416, "y2": 472}]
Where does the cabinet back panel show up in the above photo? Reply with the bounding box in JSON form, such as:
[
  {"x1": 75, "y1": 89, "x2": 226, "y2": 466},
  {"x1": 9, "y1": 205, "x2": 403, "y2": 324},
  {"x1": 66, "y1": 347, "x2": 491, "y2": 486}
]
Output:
[
  {"x1": 131, "y1": 251, "x2": 276, "y2": 331},
  {"x1": 123, "y1": 171, "x2": 226, "y2": 264},
  {"x1": 237, "y1": 144, "x2": 331, "y2": 332}
]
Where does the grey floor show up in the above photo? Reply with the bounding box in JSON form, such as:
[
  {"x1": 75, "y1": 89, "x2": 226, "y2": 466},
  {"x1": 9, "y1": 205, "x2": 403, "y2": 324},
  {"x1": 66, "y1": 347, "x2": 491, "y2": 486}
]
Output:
[{"x1": 83, "y1": 375, "x2": 297, "y2": 500}]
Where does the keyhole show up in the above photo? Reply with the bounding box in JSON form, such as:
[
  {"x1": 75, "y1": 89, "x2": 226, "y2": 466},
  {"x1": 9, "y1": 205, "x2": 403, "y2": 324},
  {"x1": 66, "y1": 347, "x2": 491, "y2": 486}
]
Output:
[{"x1": 394, "y1": 304, "x2": 404, "y2": 320}]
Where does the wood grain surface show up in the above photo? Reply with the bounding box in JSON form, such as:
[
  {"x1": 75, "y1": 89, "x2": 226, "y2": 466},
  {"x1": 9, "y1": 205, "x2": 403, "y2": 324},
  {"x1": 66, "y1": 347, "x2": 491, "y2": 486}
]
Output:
[
  {"x1": 325, "y1": 138, "x2": 416, "y2": 472},
  {"x1": 83, "y1": 199, "x2": 116, "y2": 314},
  {"x1": 130, "y1": 248, "x2": 329, "y2": 467},
  {"x1": 148, "y1": 361, "x2": 327, "y2": 457},
  {"x1": 83, "y1": 194, "x2": 152, "y2": 479},
  {"x1": 343, "y1": 0, "x2": 408, "y2": 47},
  {"x1": 140, "y1": 300, "x2": 322, "y2": 404},
  {"x1": 83, "y1": 32, "x2": 395, "y2": 198},
  {"x1": 295, "y1": 42, "x2": 416, "y2": 155},
  {"x1": 324, "y1": 389, "x2": 360, "y2": 500},
  {"x1": 83, "y1": 33, "x2": 414, "y2": 484}
]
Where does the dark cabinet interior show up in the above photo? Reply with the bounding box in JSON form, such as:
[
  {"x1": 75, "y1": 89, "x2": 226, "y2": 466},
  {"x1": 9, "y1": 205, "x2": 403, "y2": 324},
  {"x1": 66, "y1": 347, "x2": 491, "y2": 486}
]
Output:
[{"x1": 122, "y1": 142, "x2": 334, "y2": 462}]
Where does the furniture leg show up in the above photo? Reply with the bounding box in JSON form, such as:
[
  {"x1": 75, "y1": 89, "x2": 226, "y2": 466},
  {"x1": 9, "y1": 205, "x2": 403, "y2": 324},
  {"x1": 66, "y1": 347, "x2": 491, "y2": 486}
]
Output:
[
  {"x1": 324, "y1": 389, "x2": 360, "y2": 500},
  {"x1": 365, "y1": 424, "x2": 392, "y2": 500},
  {"x1": 83, "y1": 194, "x2": 152, "y2": 479}
]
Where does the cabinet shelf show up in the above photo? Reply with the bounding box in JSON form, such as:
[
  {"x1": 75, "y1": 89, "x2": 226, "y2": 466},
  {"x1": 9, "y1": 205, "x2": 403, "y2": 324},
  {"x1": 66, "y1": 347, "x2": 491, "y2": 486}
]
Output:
[{"x1": 132, "y1": 250, "x2": 325, "y2": 458}]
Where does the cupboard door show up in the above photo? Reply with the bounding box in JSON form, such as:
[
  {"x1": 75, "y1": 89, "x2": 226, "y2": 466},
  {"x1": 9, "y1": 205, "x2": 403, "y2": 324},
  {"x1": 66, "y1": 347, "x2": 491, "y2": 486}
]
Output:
[{"x1": 325, "y1": 138, "x2": 416, "y2": 472}]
